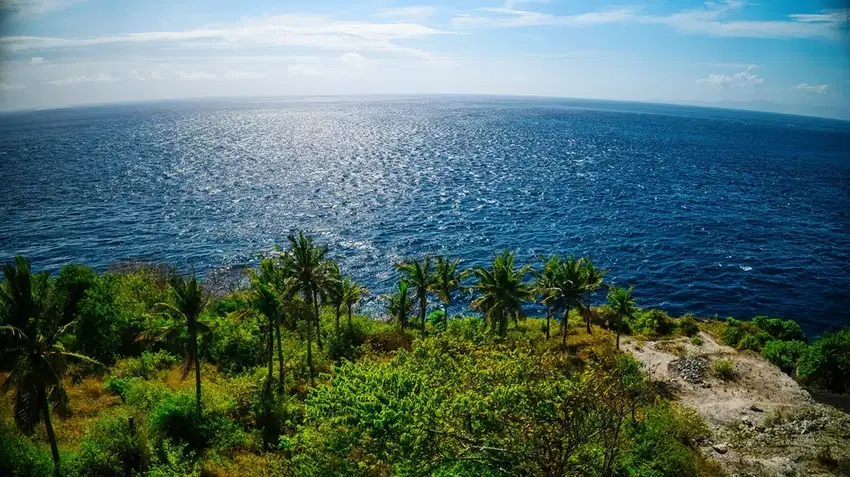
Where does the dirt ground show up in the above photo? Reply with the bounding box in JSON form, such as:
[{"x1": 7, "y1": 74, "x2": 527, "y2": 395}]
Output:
[{"x1": 623, "y1": 333, "x2": 850, "y2": 476}]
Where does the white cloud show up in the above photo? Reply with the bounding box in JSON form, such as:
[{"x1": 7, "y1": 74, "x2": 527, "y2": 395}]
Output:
[
  {"x1": 376, "y1": 6, "x2": 436, "y2": 22},
  {"x1": 45, "y1": 74, "x2": 116, "y2": 86},
  {"x1": 222, "y1": 70, "x2": 267, "y2": 79},
  {"x1": 450, "y1": 2, "x2": 849, "y2": 39},
  {"x1": 0, "y1": 83, "x2": 26, "y2": 91},
  {"x1": 697, "y1": 65, "x2": 764, "y2": 88},
  {"x1": 150, "y1": 71, "x2": 164, "y2": 80},
  {"x1": 30, "y1": 56, "x2": 45, "y2": 64},
  {"x1": 288, "y1": 64, "x2": 321, "y2": 76},
  {"x1": 2, "y1": 0, "x2": 85, "y2": 16},
  {"x1": 451, "y1": 7, "x2": 636, "y2": 28},
  {"x1": 795, "y1": 83, "x2": 828, "y2": 94},
  {"x1": 340, "y1": 52, "x2": 367, "y2": 68},
  {"x1": 1, "y1": 13, "x2": 448, "y2": 58},
  {"x1": 177, "y1": 71, "x2": 216, "y2": 80}
]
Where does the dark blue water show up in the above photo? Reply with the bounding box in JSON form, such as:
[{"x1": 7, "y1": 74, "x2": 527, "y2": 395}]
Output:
[{"x1": 1, "y1": 96, "x2": 849, "y2": 334}]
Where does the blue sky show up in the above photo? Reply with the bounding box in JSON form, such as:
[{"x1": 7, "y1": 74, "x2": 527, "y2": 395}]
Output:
[{"x1": 1, "y1": 0, "x2": 848, "y2": 117}]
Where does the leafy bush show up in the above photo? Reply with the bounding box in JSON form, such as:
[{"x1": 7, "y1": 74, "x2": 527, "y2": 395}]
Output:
[
  {"x1": 690, "y1": 335, "x2": 703, "y2": 346},
  {"x1": 444, "y1": 317, "x2": 491, "y2": 345},
  {"x1": 202, "y1": 312, "x2": 264, "y2": 373},
  {"x1": 56, "y1": 264, "x2": 98, "y2": 324},
  {"x1": 112, "y1": 350, "x2": 178, "y2": 380},
  {"x1": 712, "y1": 359, "x2": 736, "y2": 381},
  {"x1": 752, "y1": 315, "x2": 806, "y2": 342},
  {"x1": 0, "y1": 421, "x2": 54, "y2": 477},
  {"x1": 147, "y1": 441, "x2": 200, "y2": 477},
  {"x1": 74, "y1": 278, "x2": 123, "y2": 364},
  {"x1": 149, "y1": 393, "x2": 245, "y2": 454},
  {"x1": 76, "y1": 410, "x2": 148, "y2": 477},
  {"x1": 626, "y1": 309, "x2": 674, "y2": 337},
  {"x1": 736, "y1": 331, "x2": 771, "y2": 352},
  {"x1": 622, "y1": 402, "x2": 706, "y2": 475},
  {"x1": 762, "y1": 340, "x2": 808, "y2": 373},
  {"x1": 427, "y1": 309, "x2": 446, "y2": 331},
  {"x1": 798, "y1": 328, "x2": 850, "y2": 393},
  {"x1": 678, "y1": 317, "x2": 699, "y2": 337}
]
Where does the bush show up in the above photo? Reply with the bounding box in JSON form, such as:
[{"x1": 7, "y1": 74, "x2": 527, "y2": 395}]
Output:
[
  {"x1": 679, "y1": 317, "x2": 699, "y2": 337},
  {"x1": 112, "y1": 350, "x2": 178, "y2": 380},
  {"x1": 626, "y1": 309, "x2": 674, "y2": 337},
  {"x1": 76, "y1": 410, "x2": 148, "y2": 477},
  {"x1": 444, "y1": 317, "x2": 491, "y2": 345},
  {"x1": 428, "y1": 309, "x2": 446, "y2": 331},
  {"x1": 752, "y1": 315, "x2": 806, "y2": 342},
  {"x1": 149, "y1": 393, "x2": 245, "y2": 454},
  {"x1": 736, "y1": 331, "x2": 771, "y2": 352},
  {"x1": 690, "y1": 335, "x2": 703, "y2": 346},
  {"x1": 621, "y1": 402, "x2": 705, "y2": 475},
  {"x1": 712, "y1": 359, "x2": 736, "y2": 381},
  {"x1": 762, "y1": 340, "x2": 807, "y2": 373},
  {"x1": 56, "y1": 264, "x2": 98, "y2": 324},
  {"x1": 0, "y1": 421, "x2": 54, "y2": 477},
  {"x1": 202, "y1": 312, "x2": 264, "y2": 373},
  {"x1": 74, "y1": 278, "x2": 123, "y2": 364},
  {"x1": 798, "y1": 328, "x2": 850, "y2": 393}
]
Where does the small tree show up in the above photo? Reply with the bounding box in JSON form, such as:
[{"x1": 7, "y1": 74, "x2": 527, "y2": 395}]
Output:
[
  {"x1": 607, "y1": 286, "x2": 637, "y2": 350},
  {"x1": 386, "y1": 280, "x2": 414, "y2": 330},
  {"x1": 341, "y1": 276, "x2": 366, "y2": 334},
  {"x1": 395, "y1": 256, "x2": 434, "y2": 336},
  {"x1": 430, "y1": 256, "x2": 462, "y2": 326},
  {"x1": 468, "y1": 250, "x2": 532, "y2": 337}
]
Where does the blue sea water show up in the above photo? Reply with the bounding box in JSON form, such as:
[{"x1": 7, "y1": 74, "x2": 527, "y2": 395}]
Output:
[{"x1": 1, "y1": 96, "x2": 849, "y2": 335}]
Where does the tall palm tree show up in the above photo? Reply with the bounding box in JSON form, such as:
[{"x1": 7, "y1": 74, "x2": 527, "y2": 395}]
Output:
[
  {"x1": 145, "y1": 272, "x2": 211, "y2": 412},
  {"x1": 430, "y1": 256, "x2": 461, "y2": 326},
  {"x1": 341, "y1": 276, "x2": 366, "y2": 334},
  {"x1": 468, "y1": 250, "x2": 532, "y2": 337},
  {"x1": 1, "y1": 257, "x2": 101, "y2": 477},
  {"x1": 286, "y1": 232, "x2": 328, "y2": 384},
  {"x1": 251, "y1": 279, "x2": 280, "y2": 395},
  {"x1": 607, "y1": 286, "x2": 636, "y2": 350},
  {"x1": 532, "y1": 254, "x2": 562, "y2": 340},
  {"x1": 554, "y1": 256, "x2": 588, "y2": 348},
  {"x1": 395, "y1": 256, "x2": 434, "y2": 336},
  {"x1": 386, "y1": 280, "x2": 414, "y2": 330},
  {"x1": 581, "y1": 259, "x2": 606, "y2": 333}
]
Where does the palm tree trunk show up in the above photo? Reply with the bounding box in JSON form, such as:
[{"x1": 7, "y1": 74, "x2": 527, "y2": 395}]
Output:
[
  {"x1": 420, "y1": 294, "x2": 427, "y2": 337},
  {"x1": 545, "y1": 307, "x2": 551, "y2": 340},
  {"x1": 334, "y1": 304, "x2": 341, "y2": 337},
  {"x1": 266, "y1": 322, "x2": 274, "y2": 393},
  {"x1": 444, "y1": 302, "x2": 449, "y2": 325},
  {"x1": 562, "y1": 305, "x2": 571, "y2": 349},
  {"x1": 312, "y1": 289, "x2": 323, "y2": 349},
  {"x1": 585, "y1": 305, "x2": 592, "y2": 334},
  {"x1": 276, "y1": 315, "x2": 285, "y2": 393},
  {"x1": 616, "y1": 315, "x2": 621, "y2": 350},
  {"x1": 41, "y1": 388, "x2": 61, "y2": 477},
  {"x1": 347, "y1": 306, "x2": 353, "y2": 333},
  {"x1": 499, "y1": 310, "x2": 508, "y2": 337},
  {"x1": 306, "y1": 293, "x2": 315, "y2": 385},
  {"x1": 191, "y1": 329, "x2": 201, "y2": 412}
]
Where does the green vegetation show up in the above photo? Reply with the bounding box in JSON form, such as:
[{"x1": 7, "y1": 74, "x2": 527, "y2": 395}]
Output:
[
  {"x1": 1, "y1": 237, "x2": 847, "y2": 476},
  {"x1": 711, "y1": 359, "x2": 736, "y2": 381}
]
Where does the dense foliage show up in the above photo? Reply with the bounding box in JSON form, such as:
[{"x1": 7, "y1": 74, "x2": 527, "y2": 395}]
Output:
[{"x1": 1, "y1": 238, "x2": 846, "y2": 476}]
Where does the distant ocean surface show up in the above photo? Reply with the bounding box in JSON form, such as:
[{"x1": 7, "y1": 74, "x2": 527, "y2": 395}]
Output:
[{"x1": 1, "y1": 96, "x2": 849, "y2": 335}]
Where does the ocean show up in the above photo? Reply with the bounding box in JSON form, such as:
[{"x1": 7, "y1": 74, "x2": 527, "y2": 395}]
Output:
[{"x1": 1, "y1": 96, "x2": 848, "y2": 335}]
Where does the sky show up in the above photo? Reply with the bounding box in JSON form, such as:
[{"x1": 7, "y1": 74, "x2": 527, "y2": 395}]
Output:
[{"x1": 0, "y1": 0, "x2": 848, "y2": 118}]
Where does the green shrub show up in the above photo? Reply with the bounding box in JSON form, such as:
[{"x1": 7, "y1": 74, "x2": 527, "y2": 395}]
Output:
[
  {"x1": 74, "y1": 278, "x2": 123, "y2": 364},
  {"x1": 147, "y1": 441, "x2": 200, "y2": 477},
  {"x1": 444, "y1": 317, "x2": 491, "y2": 345},
  {"x1": 798, "y1": 328, "x2": 850, "y2": 393},
  {"x1": 690, "y1": 335, "x2": 703, "y2": 346},
  {"x1": 762, "y1": 340, "x2": 807, "y2": 373},
  {"x1": 112, "y1": 350, "x2": 178, "y2": 380},
  {"x1": 621, "y1": 402, "x2": 705, "y2": 475},
  {"x1": 712, "y1": 359, "x2": 736, "y2": 381},
  {"x1": 626, "y1": 309, "x2": 674, "y2": 337},
  {"x1": 202, "y1": 312, "x2": 264, "y2": 373},
  {"x1": 752, "y1": 315, "x2": 806, "y2": 342},
  {"x1": 428, "y1": 309, "x2": 446, "y2": 331},
  {"x1": 0, "y1": 421, "x2": 54, "y2": 477},
  {"x1": 679, "y1": 317, "x2": 699, "y2": 337},
  {"x1": 736, "y1": 331, "x2": 771, "y2": 352},
  {"x1": 149, "y1": 393, "x2": 245, "y2": 454},
  {"x1": 56, "y1": 264, "x2": 98, "y2": 324},
  {"x1": 76, "y1": 410, "x2": 148, "y2": 477}
]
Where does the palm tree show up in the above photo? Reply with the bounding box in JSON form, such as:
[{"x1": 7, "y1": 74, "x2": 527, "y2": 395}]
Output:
[
  {"x1": 581, "y1": 259, "x2": 606, "y2": 333},
  {"x1": 468, "y1": 250, "x2": 532, "y2": 337},
  {"x1": 286, "y1": 232, "x2": 328, "y2": 384},
  {"x1": 386, "y1": 280, "x2": 414, "y2": 330},
  {"x1": 607, "y1": 286, "x2": 636, "y2": 350},
  {"x1": 395, "y1": 256, "x2": 434, "y2": 336},
  {"x1": 554, "y1": 256, "x2": 588, "y2": 348},
  {"x1": 341, "y1": 276, "x2": 366, "y2": 334},
  {"x1": 323, "y1": 262, "x2": 345, "y2": 337},
  {"x1": 532, "y1": 254, "x2": 562, "y2": 340},
  {"x1": 146, "y1": 272, "x2": 211, "y2": 412},
  {"x1": 430, "y1": 256, "x2": 461, "y2": 326},
  {"x1": 1, "y1": 257, "x2": 101, "y2": 477}
]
